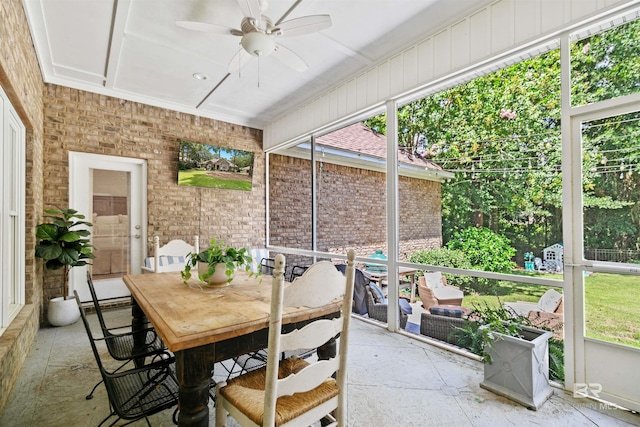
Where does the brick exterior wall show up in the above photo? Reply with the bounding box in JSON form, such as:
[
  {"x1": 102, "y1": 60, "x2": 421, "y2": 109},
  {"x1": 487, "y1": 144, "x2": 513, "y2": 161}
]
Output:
[
  {"x1": 0, "y1": 0, "x2": 45, "y2": 412},
  {"x1": 269, "y1": 154, "x2": 442, "y2": 264},
  {"x1": 42, "y1": 86, "x2": 266, "y2": 302}
]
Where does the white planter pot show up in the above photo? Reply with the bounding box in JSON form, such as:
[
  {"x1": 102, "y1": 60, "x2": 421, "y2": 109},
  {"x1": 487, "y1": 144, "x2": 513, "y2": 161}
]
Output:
[
  {"x1": 479, "y1": 324, "x2": 554, "y2": 410},
  {"x1": 47, "y1": 296, "x2": 80, "y2": 327},
  {"x1": 198, "y1": 262, "x2": 234, "y2": 287}
]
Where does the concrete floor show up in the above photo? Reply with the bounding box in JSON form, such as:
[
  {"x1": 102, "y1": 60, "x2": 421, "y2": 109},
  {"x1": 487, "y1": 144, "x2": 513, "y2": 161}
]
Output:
[{"x1": 1, "y1": 307, "x2": 639, "y2": 427}]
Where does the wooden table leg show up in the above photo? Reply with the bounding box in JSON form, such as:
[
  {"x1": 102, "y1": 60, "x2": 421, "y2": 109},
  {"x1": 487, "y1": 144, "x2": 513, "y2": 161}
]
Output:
[
  {"x1": 175, "y1": 344, "x2": 215, "y2": 427},
  {"x1": 130, "y1": 296, "x2": 147, "y2": 368}
]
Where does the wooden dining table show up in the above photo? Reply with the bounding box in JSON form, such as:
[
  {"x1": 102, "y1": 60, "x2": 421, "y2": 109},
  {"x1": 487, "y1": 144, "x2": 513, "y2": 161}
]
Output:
[{"x1": 123, "y1": 270, "x2": 341, "y2": 427}]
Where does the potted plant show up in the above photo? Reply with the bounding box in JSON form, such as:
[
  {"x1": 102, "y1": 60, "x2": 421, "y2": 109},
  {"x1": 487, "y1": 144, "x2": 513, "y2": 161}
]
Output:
[
  {"x1": 181, "y1": 238, "x2": 254, "y2": 287},
  {"x1": 35, "y1": 207, "x2": 95, "y2": 326},
  {"x1": 451, "y1": 303, "x2": 555, "y2": 410}
]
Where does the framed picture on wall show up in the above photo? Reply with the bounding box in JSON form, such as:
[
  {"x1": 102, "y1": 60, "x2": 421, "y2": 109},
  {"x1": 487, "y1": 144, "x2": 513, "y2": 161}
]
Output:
[{"x1": 177, "y1": 140, "x2": 255, "y2": 191}]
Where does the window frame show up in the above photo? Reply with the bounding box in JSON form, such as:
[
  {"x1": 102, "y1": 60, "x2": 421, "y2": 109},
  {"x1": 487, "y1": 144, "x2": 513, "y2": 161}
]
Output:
[{"x1": 0, "y1": 84, "x2": 26, "y2": 335}]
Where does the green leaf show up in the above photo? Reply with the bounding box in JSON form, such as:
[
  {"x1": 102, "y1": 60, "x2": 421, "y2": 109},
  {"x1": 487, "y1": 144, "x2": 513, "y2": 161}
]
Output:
[
  {"x1": 58, "y1": 247, "x2": 80, "y2": 265},
  {"x1": 35, "y1": 244, "x2": 62, "y2": 260},
  {"x1": 59, "y1": 231, "x2": 81, "y2": 243},
  {"x1": 35, "y1": 224, "x2": 59, "y2": 241}
]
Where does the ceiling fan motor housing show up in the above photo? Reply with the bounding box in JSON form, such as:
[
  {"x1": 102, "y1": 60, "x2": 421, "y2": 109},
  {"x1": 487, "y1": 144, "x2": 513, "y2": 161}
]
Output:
[{"x1": 241, "y1": 31, "x2": 276, "y2": 56}]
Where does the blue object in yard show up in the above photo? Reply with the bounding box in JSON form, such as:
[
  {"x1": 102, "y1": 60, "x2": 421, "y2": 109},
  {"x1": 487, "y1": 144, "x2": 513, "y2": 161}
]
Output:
[
  {"x1": 525, "y1": 261, "x2": 535, "y2": 271},
  {"x1": 365, "y1": 250, "x2": 387, "y2": 273}
]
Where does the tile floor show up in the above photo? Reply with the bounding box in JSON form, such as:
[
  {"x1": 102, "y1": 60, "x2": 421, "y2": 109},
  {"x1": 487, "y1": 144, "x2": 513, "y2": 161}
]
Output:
[{"x1": 1, "y1": 307, "x2": 639, "y2": 427}]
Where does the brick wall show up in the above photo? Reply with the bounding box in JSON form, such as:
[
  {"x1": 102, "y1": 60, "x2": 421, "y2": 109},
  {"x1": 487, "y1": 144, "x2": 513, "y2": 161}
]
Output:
[
  {"x1": 0, "y1": 0, "x2": 45, "y2": 412},
  {"x1": 269, "y1": 154, "x2": 443, "y2": 263},
  {"x1": 42, "y1": 86, "x2": 266, "y2": 302}
]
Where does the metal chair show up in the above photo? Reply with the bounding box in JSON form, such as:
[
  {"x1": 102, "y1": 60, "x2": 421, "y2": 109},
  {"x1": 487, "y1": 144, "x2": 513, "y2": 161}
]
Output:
[
  {"x1": 216, "y1": 250, "x2": 356, "y2": 427},
  {"x1": 288, "y1": 264, "x2": 308, "y2": 281},
  {"x1": 73, "y1": 291, "x2": 179, "y2": 427},
  {"x1": 84, "y1": 273, "x2": 169, "y2": 400},
  {"x1": 259, "y1": 257, "x2": 275, "y2": 275}
]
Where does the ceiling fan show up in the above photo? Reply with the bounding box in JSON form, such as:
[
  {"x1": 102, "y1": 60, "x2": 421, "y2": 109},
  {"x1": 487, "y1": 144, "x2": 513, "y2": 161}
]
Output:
[{"x1": 176, "y1": 0, "x2": 332, "y2": 73}]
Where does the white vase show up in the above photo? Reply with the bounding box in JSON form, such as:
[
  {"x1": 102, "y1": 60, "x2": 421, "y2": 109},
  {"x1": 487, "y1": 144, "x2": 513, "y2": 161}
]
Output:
[
  {"x1": 47, "y1": 296, "x2": 80, "y2": 327},
  {"x1": 198, "y1": 262, "x2": 234, "y2": 287}
]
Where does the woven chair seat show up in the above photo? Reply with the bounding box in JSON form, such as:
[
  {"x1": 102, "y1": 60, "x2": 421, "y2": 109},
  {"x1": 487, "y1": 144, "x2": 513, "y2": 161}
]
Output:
[
  {"x1": 106, "y1": 361, "x2": 180, "y2": 421},
  {"x1": 219, "y1": 357, "x2": 338, "y2": 426}
]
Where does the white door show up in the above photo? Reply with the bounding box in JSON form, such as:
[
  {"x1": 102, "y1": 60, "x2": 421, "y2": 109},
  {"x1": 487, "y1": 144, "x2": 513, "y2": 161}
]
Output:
[
  {"x1": 568, "y1": 96, "x2": 640, "y2": 412},
  {"x1": 69, "y1": 152, "x2": 147, "y2": 302}
]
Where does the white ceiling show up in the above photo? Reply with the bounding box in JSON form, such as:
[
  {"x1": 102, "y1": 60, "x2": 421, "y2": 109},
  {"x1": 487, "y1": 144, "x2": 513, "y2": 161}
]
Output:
[{"x1": 23, "y1": 0, "x2": 491, "y2": 129}]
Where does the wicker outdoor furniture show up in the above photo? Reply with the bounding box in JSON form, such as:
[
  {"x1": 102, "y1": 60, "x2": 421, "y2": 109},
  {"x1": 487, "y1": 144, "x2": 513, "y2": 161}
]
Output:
[
  {"x1": 417, "y1": 272, "x2": 464, "y2": 310},
  {"x1": 419, "y1": 306, "x2": 472, "y2": 346},
  {"x1": 364, "y1": 284, "x2": 409, "y2": 328}
]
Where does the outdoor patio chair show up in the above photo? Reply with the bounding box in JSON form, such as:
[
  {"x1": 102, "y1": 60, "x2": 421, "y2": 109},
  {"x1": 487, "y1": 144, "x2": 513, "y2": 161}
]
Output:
[
  {"x1": 74, "y1": 291, "x2": 179, "y2": 426},
  {"x1": 364, "y1": 283, "x2": 409, "y2": 328},
  {"x1": 141, "y1": 235, "x2": 199, "y2": 273},
  {"x1": 504, "y1": 288, "x2": 562, "y2": 317},
  {"x1": 505, "y1": 288, "x2": 564, "y2": 338},
  {"x1": 417, "y1": 271, "x2": 464, "y2": 310},
  {"x1": 419, "y1": 312, "x2": 468, "y2": 345},
  {"x1": 84, "y1": 273, "x2": 169, "y2": 400},
  {"x1": 215, "y1": 250, "x2": 356, "y2": 427}
]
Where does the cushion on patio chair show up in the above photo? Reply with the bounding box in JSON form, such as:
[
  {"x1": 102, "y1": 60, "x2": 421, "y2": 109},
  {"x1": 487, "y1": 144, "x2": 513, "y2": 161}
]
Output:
[
  {"x1": 369, "y1": 281, "x2": 386, "y2": 303},
  {"x1": 423, "y1": 271, "x2": 445, "y2": 288},
  {"x1": 429, "y1": 305, "x2": 470, "y2": 318}
]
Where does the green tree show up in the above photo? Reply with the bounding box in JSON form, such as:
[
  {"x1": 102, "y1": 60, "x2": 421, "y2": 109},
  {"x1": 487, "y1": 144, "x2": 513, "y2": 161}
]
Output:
[{"x1": 365, "y1": 19, "x2": 640, "y2": 261}]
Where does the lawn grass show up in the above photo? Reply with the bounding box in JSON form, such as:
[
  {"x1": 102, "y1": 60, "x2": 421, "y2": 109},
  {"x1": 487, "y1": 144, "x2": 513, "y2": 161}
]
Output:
[
  {"x1": 178, "y1": 170, "x2": 251, "y2": 190},
  {"x1": 457, "y1": 272, "x2": 640, "y2": 348}
]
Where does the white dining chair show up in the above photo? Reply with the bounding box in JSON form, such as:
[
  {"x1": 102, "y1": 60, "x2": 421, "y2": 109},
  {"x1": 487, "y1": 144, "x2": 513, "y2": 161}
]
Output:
[{"x1": 215, "y1": 250, "x2": 356, "y2": 427}]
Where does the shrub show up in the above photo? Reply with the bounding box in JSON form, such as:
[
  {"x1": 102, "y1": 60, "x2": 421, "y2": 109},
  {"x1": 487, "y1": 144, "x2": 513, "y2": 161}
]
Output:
[{"x1": 447, "y1": 226, "x2": 516, "y2": 273}]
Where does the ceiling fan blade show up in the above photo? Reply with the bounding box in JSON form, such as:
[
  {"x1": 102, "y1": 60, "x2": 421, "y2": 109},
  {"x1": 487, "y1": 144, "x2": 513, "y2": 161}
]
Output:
[
  {"x1": 273, "y1": 44, "x2": 308, "y2": 72},
  {"x1": 276, "y1": 15, "x2": 332, "y2": 37},
  {"x1": 227, "y1": 48, "x2": 255, "y2": 74},
  {"x1": 176, "y1": 20, "x2": 240, "y2": 36},
  {"x1": 237, "y1": 0, "x2": 262, "y2": 20}
]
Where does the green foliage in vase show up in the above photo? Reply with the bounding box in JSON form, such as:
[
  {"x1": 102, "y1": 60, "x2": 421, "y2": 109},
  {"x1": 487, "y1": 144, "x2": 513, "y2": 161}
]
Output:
[
  {"x1": 450, "y1": 301, "x2": 564, "y2": 382},
  {"x1": 35, "y1": 207, "x2": 95, "y2": 298},
  {"x1": 181, "y1": 238, "x2": 255, "y2": 285}
]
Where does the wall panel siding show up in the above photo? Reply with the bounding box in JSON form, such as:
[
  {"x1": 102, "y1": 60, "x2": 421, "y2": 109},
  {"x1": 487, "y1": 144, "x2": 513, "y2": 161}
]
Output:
[
  {"x1": 540, "y1": 0, "x2": 567, "y2": 32},
  {"x1": 451, "y1": 20, "x2": 470, "y2": 70},
  {"x1": 389, "y1": 54, "x2": 404, "y2": 97},
  {"x1": 403, "y1": 46, "x2": 418, "y2": 92},
  {"x1": 377, "y1": 62, "x2": 390, "y2": 101},
  {"x1": 490, "y1": 0, "x2": 514, "y2": 53},
  {"x1": 514, "y1": 1, "x2": 540, "y2": 43},
  {"x1": 469, "y1": 9, "x2": 491, "y2": 62},
  {"x1": 417, "y1": 39, "x2": 435, "y2": 84},
  {"x1": 366, "y1": 68, "x2": 379, "y2": 106},
  {"x1": 264, "y1": 0, "x2": 631, "y2": 149},
  {"x1": 433, "y1": 29, "x2": 451, "y2": 77}
]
